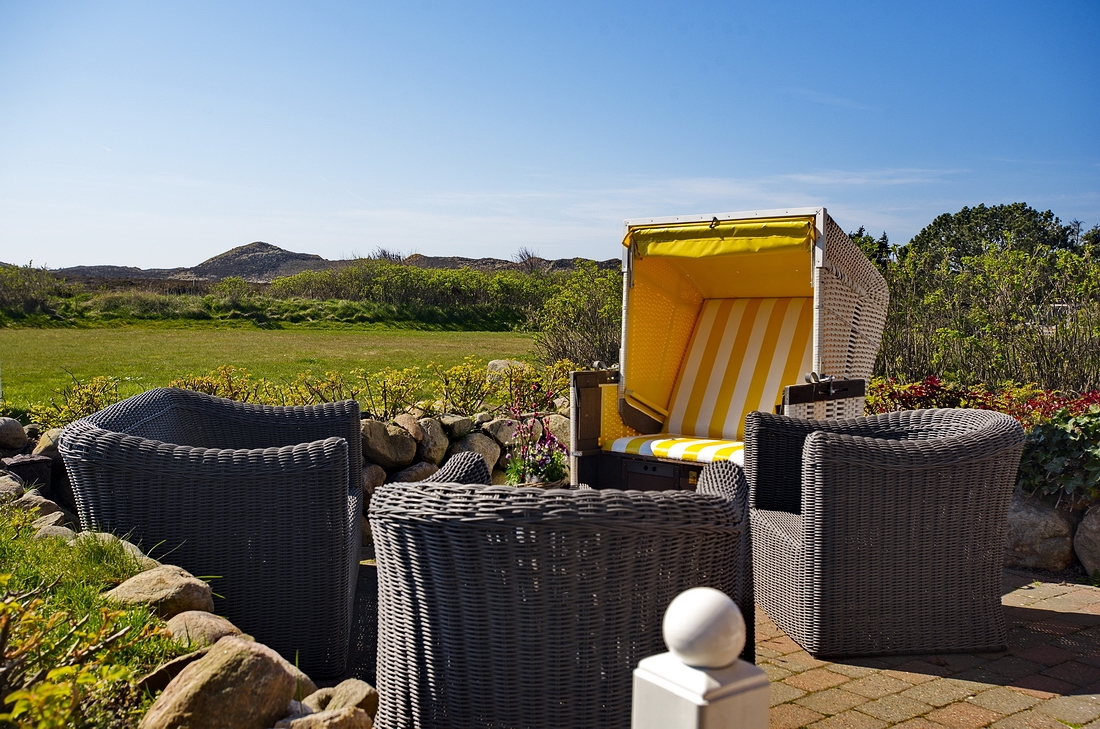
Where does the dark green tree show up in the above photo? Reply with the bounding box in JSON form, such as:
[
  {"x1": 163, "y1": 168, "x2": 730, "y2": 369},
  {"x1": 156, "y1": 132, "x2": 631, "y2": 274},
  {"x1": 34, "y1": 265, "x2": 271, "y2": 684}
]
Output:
[{"x1": 847, "y1": 227, "x2": 891, "y2": 271}]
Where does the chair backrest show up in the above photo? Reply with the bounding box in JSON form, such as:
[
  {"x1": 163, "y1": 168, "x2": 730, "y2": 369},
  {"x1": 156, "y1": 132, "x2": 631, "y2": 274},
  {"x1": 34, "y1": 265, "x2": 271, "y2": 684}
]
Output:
[{"x1": 665, "y1": 297, "x2": 813, "y2": 440}]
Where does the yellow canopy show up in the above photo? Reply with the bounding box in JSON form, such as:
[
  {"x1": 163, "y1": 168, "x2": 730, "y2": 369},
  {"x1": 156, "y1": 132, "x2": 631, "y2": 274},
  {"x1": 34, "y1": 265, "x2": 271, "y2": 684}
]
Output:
[{"x1": 624, "y1": 216, "x2": 815, "y2": 259}]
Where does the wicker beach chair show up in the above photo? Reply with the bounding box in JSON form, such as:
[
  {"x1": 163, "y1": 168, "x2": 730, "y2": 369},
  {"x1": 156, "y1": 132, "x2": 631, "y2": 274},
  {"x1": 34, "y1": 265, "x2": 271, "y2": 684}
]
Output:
[
  {"x1": 369, "y1": 462, "x2": 752, "y2": 729},
  {"x1": 746, "y1": 408, "x2": 1025, "y2": 657},
  {"x1": 58, "y1": 388, "x2": 362, "y2": 677},
  {"x1": 572, "y1": 207, "x2": 889, "y2": 490}
]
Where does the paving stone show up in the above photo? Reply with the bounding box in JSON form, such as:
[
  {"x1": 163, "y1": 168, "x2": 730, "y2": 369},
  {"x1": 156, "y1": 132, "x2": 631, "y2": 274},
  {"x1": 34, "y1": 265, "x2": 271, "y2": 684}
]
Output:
[
  {"x1": 771, "y1": 682, "x2": 808, "y2": 706},
  {"x1": 1008, "y1": 673, "x2": 1075, "y2": 698},
  {"x1": 1027, "y1": 619, "x2": 1082, "y2": 637},
  {"x1": 772, "y1": 652, "x2": 831, "y2": 673},
  {"x1": 843, "y1": 675, "x2": 913, "y2": 699},
  {"x1": 1033, "y1": 695, "x2": 1100, "y2": 724},
  {"x1": 771, "y1": 703, "x2": 826, "y2": 729},
  {"x1": 889, "y1": 662, "x2": 950, "y2": 681},
  {"x1": 946, "y1": 669, "x2": 1003, "y2": 688},
  {"x1": 829, "y1": 663, "x2": 882, "y2": 679},
  {"x1": 989, "y1": 709, "x2": 1070, "y2": 729},
  {"x1": 890, "y1": 720, "x2": 950, "y2": 729},
  {"x1": 785, "y1": 669, "x2": 853, "y2": 692},
  {"x1": 934, "y1": 654, "x2": 991, "y2": 672},
  {"x1": 758, "y1": 646, "x2": 784, "y2": 659},
  {"x1": 762, "y1": 662, "x2": 795, "y2": 681},
  {"x1": 1006, "y1": 630, "x2": 1053, "y2": 652},
  {"x1": 1015, "y1": 644, "x2": 1077, "y2": 666},
  {"x1": 808, "y1": 710, "x2": 888, "y2": 729},
  {"x1": 968, "y1": 687, "x2": 1040, "y2": 715},
  {"x1": 795, "y1": 689, "x2": 869, "y2": 716},
  {"x1": 763, "y1": 636, "x2": 806, "y2": 655},
  {"x1": 925, "y1": 702, "x2": 1003, "y2": 729},
  {"x1": 857, "y1": 695, "x2": 934, "y2": 723},
  {"x1": 899, "y1": 679, "x2": 979, "y2": 708},
  {"x1": 983, "y1": 656, "x2": 1044, "y2": 680},
  {"x1": 1040, "y1": 659, "x2": 1100, "y2": 686}
]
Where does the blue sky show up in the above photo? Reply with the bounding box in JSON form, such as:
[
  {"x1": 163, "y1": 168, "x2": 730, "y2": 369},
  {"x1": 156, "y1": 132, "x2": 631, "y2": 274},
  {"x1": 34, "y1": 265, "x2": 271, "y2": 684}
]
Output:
[{"x1": 1, "y1": 1, "x2": 1097, "y2": 269}]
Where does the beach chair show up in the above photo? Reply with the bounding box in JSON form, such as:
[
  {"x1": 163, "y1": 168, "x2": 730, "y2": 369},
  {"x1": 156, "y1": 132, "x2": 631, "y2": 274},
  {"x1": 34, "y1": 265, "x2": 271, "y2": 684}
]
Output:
[{"x1": 571, "y1": 207, "x2": 889, "y2": 489}]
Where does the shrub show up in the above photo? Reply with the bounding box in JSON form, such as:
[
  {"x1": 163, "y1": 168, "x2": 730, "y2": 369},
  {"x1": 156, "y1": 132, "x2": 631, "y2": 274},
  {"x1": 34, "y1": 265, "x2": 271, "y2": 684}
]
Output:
[
  {"x1": 0, "y1": 264, "x2": 69, "y2": 316},
  {"x1": 1017, "y1": 407, "x2": 1100, "y2": 508},
  {"x1": 427, "y1": 358, "x2": 495, "y2": 416},
  {"x1": 529, "y1": 262, "x2": 622, "y2": 366},
  {"x1": 26, "y1": 376, "x2": 124, "y2": 429}
]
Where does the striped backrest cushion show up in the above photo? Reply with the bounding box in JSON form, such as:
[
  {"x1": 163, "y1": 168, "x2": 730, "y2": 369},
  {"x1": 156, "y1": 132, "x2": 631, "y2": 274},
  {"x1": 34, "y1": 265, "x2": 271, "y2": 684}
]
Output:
[{"x1": 665, "y1": 298, "x2": 814, "y2": 440}]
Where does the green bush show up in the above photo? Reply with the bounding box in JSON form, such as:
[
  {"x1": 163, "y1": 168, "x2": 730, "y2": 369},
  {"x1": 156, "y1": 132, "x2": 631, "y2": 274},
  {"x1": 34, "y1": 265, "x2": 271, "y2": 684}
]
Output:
[
  {"x1": 0, "y1": 264, "x2": 69, "y2": 318},
  {"x1": 1017, "y1": 407, "x2": 1100, "y2": 508},
  {"x1": 529, "y1": 261, "x2": 622, "y2": 366}
]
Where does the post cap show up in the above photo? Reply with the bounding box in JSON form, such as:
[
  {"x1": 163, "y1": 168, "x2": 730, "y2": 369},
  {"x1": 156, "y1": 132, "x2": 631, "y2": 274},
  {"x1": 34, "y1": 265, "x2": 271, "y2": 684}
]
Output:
[{"x1": 662, "y1": 587, "x2": 745, "y2": 669}]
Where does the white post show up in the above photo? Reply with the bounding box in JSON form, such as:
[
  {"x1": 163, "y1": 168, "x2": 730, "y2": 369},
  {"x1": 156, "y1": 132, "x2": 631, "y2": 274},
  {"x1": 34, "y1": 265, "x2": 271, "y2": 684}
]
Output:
[{"x1": 632, "y1": 587, "x2": 769, "y2": 729}]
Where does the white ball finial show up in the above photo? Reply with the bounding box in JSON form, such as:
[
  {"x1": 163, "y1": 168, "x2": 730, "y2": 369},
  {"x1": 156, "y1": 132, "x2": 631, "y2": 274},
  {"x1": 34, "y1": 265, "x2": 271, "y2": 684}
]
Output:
[{"x1": 662, "y1": 587, "x2": 745, "y2": 669}]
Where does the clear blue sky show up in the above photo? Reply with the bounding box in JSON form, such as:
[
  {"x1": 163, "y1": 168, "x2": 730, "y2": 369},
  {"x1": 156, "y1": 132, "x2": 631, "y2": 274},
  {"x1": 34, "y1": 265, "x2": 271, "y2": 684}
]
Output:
[{"x1": 1, "y1": 1, "x2": 1097, "y2": 269}]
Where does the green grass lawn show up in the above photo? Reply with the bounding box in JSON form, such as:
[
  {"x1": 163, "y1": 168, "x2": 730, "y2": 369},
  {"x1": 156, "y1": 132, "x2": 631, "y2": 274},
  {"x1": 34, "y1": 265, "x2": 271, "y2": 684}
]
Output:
[{"x1": 0, "y1": 324, "x2": 535, "y2": 412}]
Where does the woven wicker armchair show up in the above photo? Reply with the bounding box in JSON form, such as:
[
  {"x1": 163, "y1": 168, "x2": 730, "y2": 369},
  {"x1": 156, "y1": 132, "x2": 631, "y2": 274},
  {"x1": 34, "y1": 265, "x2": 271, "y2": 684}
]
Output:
[
  {"x1": 58, "y1": 388, "x2": 362, "y2": 678},
  {"x1": 369, "y1": 463, "x2": 752, "y2": 729},
  {"x1": 746, "y1": 408, "x2": 1025, "y2": 658}
]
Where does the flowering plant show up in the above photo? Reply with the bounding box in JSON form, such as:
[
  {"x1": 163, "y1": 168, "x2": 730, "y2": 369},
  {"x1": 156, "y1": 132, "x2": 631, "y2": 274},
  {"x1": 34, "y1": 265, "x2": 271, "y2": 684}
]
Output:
[{"x1": 500, "y1": 372, "x2": 569, "y2": 486}]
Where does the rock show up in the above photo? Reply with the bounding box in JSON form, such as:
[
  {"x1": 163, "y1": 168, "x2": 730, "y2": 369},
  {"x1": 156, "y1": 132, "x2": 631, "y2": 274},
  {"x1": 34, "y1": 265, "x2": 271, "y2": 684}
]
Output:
[
  {"x1": 387, "y1": 461, "x2": 439, "y2": 483},
  {"x1": 105, "y1": 565, "x2": 214, "y2": 618},
  {"x1": 553, "y1": 396, "x2": 569, "y2": 413},
  {"x1": 138, "y1": 636, "x2": 296, "y2": 729},
  {"x1": 0, "y1": 472, "x2": 24, "y2": 499},
  {"x1": 165, "y1": 611, "x2": 242, "y2": 649},
  {"x1": 32, "y1": 511, "x2": 71, "y2": 529},
  {"x1": 360, "y1": 513, "x2": 371, "y2": 547},
  {"x1": 11, "y1": 492, "x2": 62, "y2": 517},
  {"x1": 1074, "y1": 505, "x2": 1100, "y2": 575},
  {"x1": 74, "y1": 531, "x2": 159, "y2": 569},
  {"x1": 439, "y1": 414, "x2": 473, "y2": 439},
  {"x1": 473, "y1": 411, "x2": 493, "y2": 424},
  {"x1": 1, "y1": 454, "x2": 52, "y2": 489},
  {"x1": 275, "y1": 707, "x2": 372, "y2": 729},
  {"x1": 392, "y1": 414, "x2": 423, "y2": 442},
  {"x1": 31, "y1": 428, "x2": 63, "y2": 458},
  {"x1": 276, "y1": 656, "x2": 317, "y2": 702},
  {"x1": 34, "y1": 525, "x2": 77, "y2": 541},
  {"x1": 1005, "y1": 493, "x2": 1079, "y2": 572},
  {"x1": 302, "y1": 687, "x2": 335, "y2": 713},
  {"x1": 280, "y1": 700, "x2": 314, "y2": 723},
  {"x1": 326, "y1": 678, "x2": 379, "y2": 717},
  {"x1": 487, "y1": 359, "x2": 527, "y2": 375},
  {"x1": 136, "y1": 648, "x2": 212, "y2": 694},
  {"x1": 23, "y1": 423, "x2": 42, "y2": 440},
  {"x1": 361, "y1": 464, "x2": 386, "y2": 496},
  {"x1": 0, "y1": 417, "x2": 28, "y2": 450},
  {"x1": 360, "y1": 420, "x2": 416, "y2": 470},
  {"x1": 445, "y1": 433, "x2": 500, "y2": 474},
  {"x1": 545, "y1": 413, "x2": 570, "y2": 447},
  {"x1": 482, "y1": 419, "x2": 522, "y2": 448},
  {"x1": 416, "y1": 418, "x2": 448, "y2": 465},
  {"x1": 491, "y1": 469, "x2": 509, "y2": 485}
]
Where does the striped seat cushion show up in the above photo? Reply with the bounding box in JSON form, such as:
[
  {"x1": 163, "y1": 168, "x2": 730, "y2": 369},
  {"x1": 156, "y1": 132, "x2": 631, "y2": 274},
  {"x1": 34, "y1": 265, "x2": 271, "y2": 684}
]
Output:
[
  {"x1": 606, "y1": 435, "x2": 745, "y2": 465},
  {"x1": 665, "y1": 297, "x2": 813, "y2": 440}
]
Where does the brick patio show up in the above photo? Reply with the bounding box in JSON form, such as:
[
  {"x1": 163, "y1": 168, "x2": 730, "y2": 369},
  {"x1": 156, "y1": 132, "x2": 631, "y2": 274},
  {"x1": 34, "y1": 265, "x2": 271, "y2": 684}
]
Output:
[{"x1": 760, "y1": 570, "x2": 1100, "y2": 729}]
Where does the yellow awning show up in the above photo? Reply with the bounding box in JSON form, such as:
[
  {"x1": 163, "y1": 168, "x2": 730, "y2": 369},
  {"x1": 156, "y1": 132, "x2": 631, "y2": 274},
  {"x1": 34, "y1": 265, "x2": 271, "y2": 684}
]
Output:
[{"x1": 624, "y1": 216, "x2": 815, "y2": 258}]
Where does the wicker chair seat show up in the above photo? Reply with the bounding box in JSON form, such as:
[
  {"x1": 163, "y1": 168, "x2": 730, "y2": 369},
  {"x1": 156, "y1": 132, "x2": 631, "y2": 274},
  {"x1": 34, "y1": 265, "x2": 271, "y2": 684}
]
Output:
[{"x1": 59, "y1": 388, "x2": 363, "y2": 677}]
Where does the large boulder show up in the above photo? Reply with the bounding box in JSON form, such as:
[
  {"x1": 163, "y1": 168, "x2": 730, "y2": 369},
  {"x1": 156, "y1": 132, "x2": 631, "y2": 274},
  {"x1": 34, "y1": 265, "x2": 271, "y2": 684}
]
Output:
[
  {"x1": 1005, "y1": 493, "x2": 1079, "y2": 572},
  {"x1": 439, "y1": 414, "x2": 473, "y2": 439},
  {"x1": 165, "y1": 611, "x2": 242, "y2": 649},
  {"x1": 482, "y1": 419, "x2": 521, "y2": 448},
  {"x1": 32, "y1": 428, "x2": 63, "y2": 458},
  {"x1": 545, "y1": 413, "x2": 570, "y2": 447},
  {"x1": 326, "y1": 678, "x2": 379, "y2": 717},
  {"x1": 11, "y1": 492, "x2": 63, "y2": 517},
  {"x1": 387, "y1": 462, "x2": 439, "y2": 483},
  {"x1": 74, "y1": 531, "x2": 159, "y2": 570},
  {"x1": 136, "y1": 647, "x2": 212, "y2": 694},
  {"x1": 1074, "y1": 505, "x2": 1100, "y2": 575},
  {"x1": 34, "y1": 525, "x2": 77, "y2": 541},
  {"x1": 0, "y1": 472, "x2": 24, "y2": 499},
  {"x1": 138, "y1": 636, "x2": 297, "y2": 729},
  {"x1": 392, "y1": 414, "x2": 423, "y2": 442},
  {"x1": 105, "y1": 565, "x2": 214, "y2": 618},
  {"x1": 361, "y1": 464, "x2": 386, "y2": 496},
  {"x1": 445, "y1": 433, "x2": 500, "y2": 474},
  {"x1": 360, "y1": 420, "x2": 416, "y2": 470},
  {"x1": 0, "y1": 417, "x2": 28, "y2": 450},
  {"x1": 275, "y1": 707, "x2": 372, "y2": 729},
  {"x1": 416, "y1": 418, "x2": 448, "y2": 465}
]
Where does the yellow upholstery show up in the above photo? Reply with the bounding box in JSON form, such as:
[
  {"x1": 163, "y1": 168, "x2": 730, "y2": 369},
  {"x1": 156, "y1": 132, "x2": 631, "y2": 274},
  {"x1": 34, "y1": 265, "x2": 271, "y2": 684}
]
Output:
[
  {"x1": 666, "y1": 297, "x2": 813, "y2": 440},
  {"x1": 606, "y1": 435, "x2": 745, "y2": 465}
]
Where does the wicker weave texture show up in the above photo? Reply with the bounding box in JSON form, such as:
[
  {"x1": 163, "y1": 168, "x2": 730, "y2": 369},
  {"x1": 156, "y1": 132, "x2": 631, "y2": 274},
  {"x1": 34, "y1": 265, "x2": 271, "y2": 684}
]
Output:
[
  {"x1": 369, "y1": 479, "x2": 752, "y2": 729},
  {"x1": 58, "y1": 388, "x2": 363, "y2": 677},
  {"x1": 816, "y1": 216, "x2": 889, "y2": 379},
  {"x1": 746, "y1": 408, "x2": 1024, "y2": 657}
]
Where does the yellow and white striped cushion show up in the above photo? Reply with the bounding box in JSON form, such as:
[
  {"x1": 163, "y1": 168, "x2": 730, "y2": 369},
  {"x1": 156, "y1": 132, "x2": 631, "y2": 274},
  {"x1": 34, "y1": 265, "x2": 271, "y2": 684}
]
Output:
[
  {"x1": 665, "y1": 297, "x2": 813, "y2": 441},
  {"x1": 606, "y1": 435, "x2": 744, "y2": 465}
]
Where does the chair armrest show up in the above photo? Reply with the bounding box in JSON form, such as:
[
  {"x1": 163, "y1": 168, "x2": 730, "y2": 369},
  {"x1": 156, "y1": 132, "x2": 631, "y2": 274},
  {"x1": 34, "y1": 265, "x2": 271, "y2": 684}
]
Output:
[{"x1": 744, "y1": 411, "x2": 817, "y2": 513}]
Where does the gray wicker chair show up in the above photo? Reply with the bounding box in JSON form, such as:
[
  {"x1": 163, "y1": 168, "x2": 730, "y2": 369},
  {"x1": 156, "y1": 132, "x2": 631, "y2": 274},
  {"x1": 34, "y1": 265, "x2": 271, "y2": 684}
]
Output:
[
  {"x1": 747, "y1": 408, "x2": 1025, "y2": 658},
  {"x1": 369, "y1": 467, "x2": 752, "y2": 729},
  {"x1": 58, "y1": 388, "x2": 362, "y2": 678}
]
